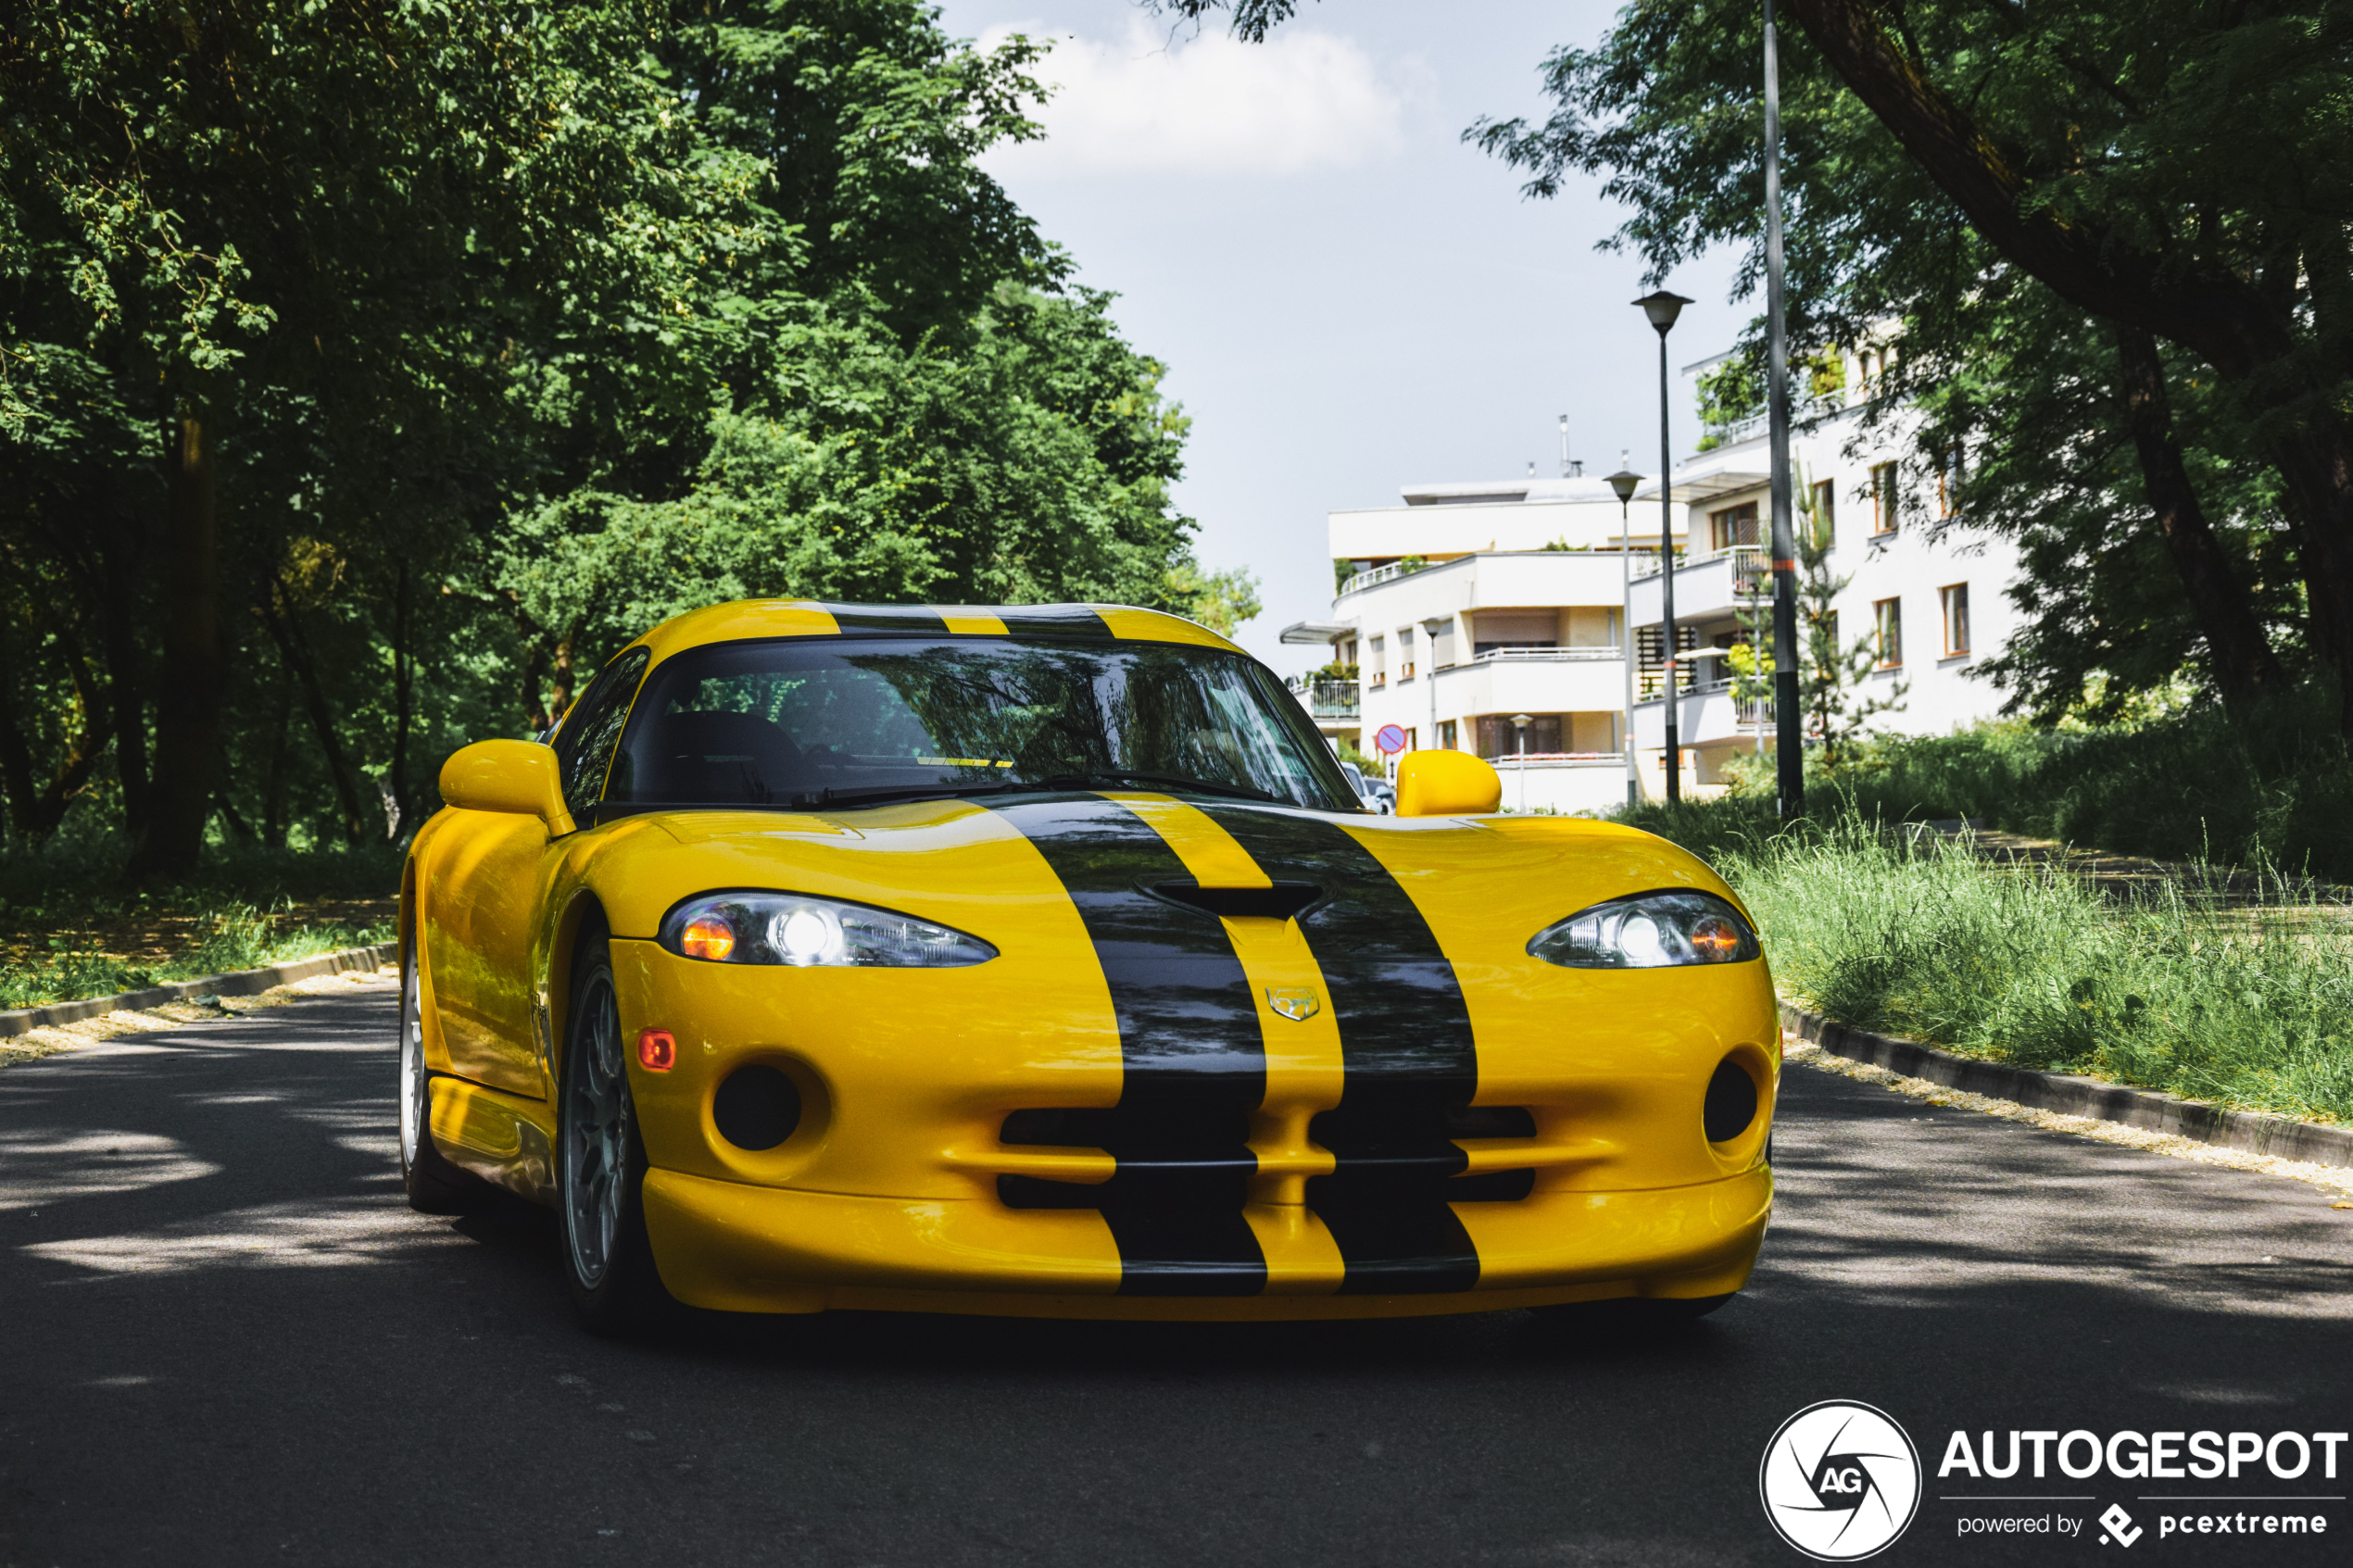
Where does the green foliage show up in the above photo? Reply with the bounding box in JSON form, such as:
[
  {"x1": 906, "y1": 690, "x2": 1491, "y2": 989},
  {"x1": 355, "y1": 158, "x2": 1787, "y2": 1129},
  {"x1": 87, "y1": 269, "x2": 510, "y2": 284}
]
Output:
[
  {"x1": 0, "y1": 3, "x2": 1233, "y2": 864},
  {"x1": 1658, "y1": 809, "x2": 2353, "y2": 1125},
  {"x1": 1467, "y1": 0, "x2": 2352, "y2": 718},
  {"x1": 1692, "y1": 357, "x2": 1762, "y2": 451}
]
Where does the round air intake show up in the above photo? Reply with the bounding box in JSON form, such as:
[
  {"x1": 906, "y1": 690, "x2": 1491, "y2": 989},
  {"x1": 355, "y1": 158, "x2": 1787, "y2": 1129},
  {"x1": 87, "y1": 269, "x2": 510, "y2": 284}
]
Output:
[
  {"x1": 713, "y1": 1064, "x2": 801, "y2": 1151},
  {"x1": 1703, "y1": 1056, "x2": 1760, "y2": 1144}
]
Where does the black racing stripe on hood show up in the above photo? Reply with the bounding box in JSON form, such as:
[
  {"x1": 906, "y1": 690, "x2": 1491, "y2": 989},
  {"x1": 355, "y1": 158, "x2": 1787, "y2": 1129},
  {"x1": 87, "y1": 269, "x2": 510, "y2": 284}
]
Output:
[
  {"x1": 996, "y1": 606, "x2": 1115, "y2": 640},
  {"x1": 990, "y1": 797, "x2": 1267, "y2": 1297},
  {"x1": 1199, "y1": 806, "x2": 1478, "y2": 1294},
  {"x1": 823, "y1": 606, "x2": 954, "y2": 636}
]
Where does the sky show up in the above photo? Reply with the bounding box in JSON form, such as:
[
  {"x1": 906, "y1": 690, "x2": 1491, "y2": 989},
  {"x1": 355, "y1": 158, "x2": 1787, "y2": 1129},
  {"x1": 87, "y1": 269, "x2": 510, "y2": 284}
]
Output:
[{"x1": 930, "y1": 0, "x2": 1749, "y2": 673}]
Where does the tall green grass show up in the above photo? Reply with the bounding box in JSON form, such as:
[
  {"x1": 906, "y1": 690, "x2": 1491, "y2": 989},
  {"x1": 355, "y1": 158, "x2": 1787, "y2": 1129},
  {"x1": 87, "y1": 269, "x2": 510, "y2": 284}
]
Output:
[
  {"x1": 1644, "y1": 807, "x2": 2353, "y2": 1125},
  {"x1": 0, "y1": 901, "x2": 394, "y2": 1012},
  {"x1": 1713, "y1": 690, "x2": 2353, "y2": 883},
  {"x1": 0, "y1": 834, "x2": 399, "y2": 1012}
]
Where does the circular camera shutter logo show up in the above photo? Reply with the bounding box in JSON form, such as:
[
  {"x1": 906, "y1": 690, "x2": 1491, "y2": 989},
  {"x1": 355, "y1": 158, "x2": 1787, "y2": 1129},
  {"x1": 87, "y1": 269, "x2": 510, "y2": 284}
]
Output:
[{"x1": 1758, "y1": 1400, "x2": 1921, "y2": 1561}]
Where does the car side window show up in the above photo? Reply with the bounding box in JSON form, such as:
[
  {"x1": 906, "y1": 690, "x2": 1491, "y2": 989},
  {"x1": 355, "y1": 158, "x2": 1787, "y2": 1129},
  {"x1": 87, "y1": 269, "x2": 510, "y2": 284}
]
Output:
[{"x1": 551, "y1": 648, "x2": 650, "y2": 821}]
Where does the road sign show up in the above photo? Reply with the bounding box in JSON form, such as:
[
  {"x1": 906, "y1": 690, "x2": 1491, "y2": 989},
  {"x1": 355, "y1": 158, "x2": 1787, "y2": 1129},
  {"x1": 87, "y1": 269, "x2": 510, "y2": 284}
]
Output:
[{"x1": 1374, "y1": 723, "x2": 1407, "y2": 755}]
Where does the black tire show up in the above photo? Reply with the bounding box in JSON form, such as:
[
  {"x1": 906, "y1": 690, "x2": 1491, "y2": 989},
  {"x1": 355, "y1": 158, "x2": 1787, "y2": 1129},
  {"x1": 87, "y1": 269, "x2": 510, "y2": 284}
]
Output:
[
  {"x1": 399, "y1": 927, "x2": 488, "y2": 1214},
  {"x1": 559, "y1": 923, "x2": 673, "y2": 1334}
]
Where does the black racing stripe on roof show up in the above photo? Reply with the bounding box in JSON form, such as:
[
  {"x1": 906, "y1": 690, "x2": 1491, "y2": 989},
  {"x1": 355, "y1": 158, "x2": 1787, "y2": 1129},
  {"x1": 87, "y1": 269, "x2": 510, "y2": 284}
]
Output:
[
  {"x1": 822, "y1": 605, "x2": 954, "y2": 636},
  {"x1": 989, "y1": 797, "x2": 1267, "y2": 1296},
  {"x1": 1198, "y1": 806, "x2": 1479, "y2": 1294},
  {"x1": 995, "y1": 605, "x2": 1115, "y2": 640}
]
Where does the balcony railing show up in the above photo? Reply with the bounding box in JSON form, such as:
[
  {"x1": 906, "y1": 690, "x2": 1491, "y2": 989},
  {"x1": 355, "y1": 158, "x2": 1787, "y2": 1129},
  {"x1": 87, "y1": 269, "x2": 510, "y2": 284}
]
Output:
[
  {"x1": 1288, "y1": 677, "x2": 1360, "y2": 720},
  {"x1": 1454, "y1": 646, "x2": 1621, "y2": 666},
  {"x1": 1633, "y1": 545, "x2": 1768, "y2": 594},
  {"x1": 1337, "y1": 560, "x2": 1420, "y2": 596}
]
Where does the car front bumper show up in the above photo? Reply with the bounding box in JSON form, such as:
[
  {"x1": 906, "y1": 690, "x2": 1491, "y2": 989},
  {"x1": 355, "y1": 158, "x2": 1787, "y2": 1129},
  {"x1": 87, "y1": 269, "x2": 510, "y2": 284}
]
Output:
[{"x1": 640, "y1": 1162, "x2": 1771, "y2": 1319}]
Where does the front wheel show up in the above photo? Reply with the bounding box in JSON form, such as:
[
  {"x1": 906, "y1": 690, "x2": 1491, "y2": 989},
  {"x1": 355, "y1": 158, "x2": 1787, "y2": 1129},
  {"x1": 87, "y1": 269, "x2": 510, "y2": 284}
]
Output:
[
  {"x1": 399, "y1": 930, "x2": 486, "y2": 1213},
  {"x1": 560, "y1": 930, "x2": 672, "y2": 1334}
]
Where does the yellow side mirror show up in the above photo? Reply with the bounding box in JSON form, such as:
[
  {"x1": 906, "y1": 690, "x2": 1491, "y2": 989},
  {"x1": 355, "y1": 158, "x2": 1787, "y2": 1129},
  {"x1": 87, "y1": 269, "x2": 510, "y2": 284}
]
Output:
[
  {"x1": 1396, "y1": 750, "x2": 1502, "y2": 816},
  {"x1": 439, "y1": 739, "x2": 573, "y2": 832}
]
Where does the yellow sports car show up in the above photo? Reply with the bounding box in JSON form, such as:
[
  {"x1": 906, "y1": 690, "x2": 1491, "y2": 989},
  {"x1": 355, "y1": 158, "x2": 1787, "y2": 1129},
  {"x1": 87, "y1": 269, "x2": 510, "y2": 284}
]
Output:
[{"x1": 397, "y1": 600, "x2": 1778, "y2": 1332}]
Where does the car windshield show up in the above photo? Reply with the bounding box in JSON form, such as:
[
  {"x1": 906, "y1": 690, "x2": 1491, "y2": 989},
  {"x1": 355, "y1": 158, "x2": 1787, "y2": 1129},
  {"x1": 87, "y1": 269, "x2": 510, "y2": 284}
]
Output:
[{"x1": 602, "y1": 636, "x2": 1361, "y2": 813}]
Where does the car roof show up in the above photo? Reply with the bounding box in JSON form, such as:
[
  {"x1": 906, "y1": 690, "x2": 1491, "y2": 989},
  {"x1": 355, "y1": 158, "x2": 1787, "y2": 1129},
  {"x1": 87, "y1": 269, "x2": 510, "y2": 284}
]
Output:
[{"x1": 623, "y1": 600, "x2": 1245, "y2": 671}]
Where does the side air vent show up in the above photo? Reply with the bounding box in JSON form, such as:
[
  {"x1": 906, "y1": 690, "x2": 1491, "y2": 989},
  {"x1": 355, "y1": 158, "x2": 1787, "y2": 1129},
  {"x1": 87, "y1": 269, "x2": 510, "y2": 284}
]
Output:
[{"x1": 1150, "y1": 881, "x2": 1324, "y2": 921}]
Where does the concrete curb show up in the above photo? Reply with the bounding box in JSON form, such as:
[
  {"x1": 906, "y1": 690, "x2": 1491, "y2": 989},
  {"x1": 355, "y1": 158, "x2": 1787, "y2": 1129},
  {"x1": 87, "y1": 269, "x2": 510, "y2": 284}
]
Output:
[
  {"x1": 1781, "y1": 1003, "x2": 2353, "y2": 1167},
  {"x1": 0, "y1": 943, "x2": 397, "y2": 1040}
]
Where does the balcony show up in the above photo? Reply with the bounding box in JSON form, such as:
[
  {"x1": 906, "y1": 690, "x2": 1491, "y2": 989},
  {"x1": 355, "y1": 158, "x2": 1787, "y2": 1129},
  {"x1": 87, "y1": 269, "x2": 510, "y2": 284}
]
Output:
[
  {"x1": 1431, "y1": 646, "x2": 1625, "y2": 716},
  {"x1": 1631, "y1": 681, "x2": 1777, "y2": 750},
  {"x1": 1629, "y1": 546, "x2": 1770, "y2": 625},
  {"x1": 1288, "y1": 677, "x2": 1360, "y2": 721}
]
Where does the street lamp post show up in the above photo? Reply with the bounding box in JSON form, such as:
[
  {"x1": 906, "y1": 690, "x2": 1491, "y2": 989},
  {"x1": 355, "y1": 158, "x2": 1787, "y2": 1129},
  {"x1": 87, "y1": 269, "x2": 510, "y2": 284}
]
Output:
[
  {"x1": 1633, "y1": 288, "x2": 1692, "y2": 803},
  {"x1": 1606, "y1": 458, "x2": 1643, "y2": 808},
  {"x1": 1420, "y1": 615, "x2": 1448, "y2": 757},
  {"x1": 1762, "y1": 0, "x2": 1805, "y2": 822},
  {"x1": 1509, "y1": 712, "x2": 1532, "y2": 813}
]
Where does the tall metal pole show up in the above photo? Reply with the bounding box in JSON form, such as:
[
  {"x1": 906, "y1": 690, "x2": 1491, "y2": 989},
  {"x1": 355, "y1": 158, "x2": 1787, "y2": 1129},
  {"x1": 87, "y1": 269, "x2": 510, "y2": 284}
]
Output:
[
  {"x1": 1607, "y1": 457, "x2": 1643, "y2": 809},
  {"x1": 1764, "y1": 0, "x2": 1805, "y2": 821},
  {"x1": 1658, "y1": 331, "x2": 1680, "y2": 803}
]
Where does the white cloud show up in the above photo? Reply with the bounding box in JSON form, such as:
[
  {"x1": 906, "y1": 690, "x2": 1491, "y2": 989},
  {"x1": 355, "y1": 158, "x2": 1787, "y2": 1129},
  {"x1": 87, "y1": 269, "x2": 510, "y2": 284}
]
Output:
[{"x1": 981, "y1": 19, "x2": 1421, "y2": 180}]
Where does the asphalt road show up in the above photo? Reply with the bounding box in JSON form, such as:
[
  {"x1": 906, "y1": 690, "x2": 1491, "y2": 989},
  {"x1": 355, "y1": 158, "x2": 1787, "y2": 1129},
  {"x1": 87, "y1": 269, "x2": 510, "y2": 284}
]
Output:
[{"x1": 3, "y1": 982, "x2": 2349, "y2": 1567}]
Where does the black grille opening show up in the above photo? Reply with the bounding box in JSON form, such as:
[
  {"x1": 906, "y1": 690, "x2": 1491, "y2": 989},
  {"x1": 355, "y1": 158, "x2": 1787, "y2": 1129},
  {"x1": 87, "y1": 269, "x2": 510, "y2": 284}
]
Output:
[
  {"x1": 713, "y1": 1064, "x2": 801, "y2": 1150},
  {"x1": 1150, "y1": 881, "x2": 1323, "y2": 921},
  {"x1": 1445, "y1": 1105, "x2": 1538, "y2": 1140},
  {"x1": 1704, "y1": 1057, "x2": 1760, "y2": 1143},
  {"x1": 999, "y1": 1103, "x2": 1254, "y2": 1212}
]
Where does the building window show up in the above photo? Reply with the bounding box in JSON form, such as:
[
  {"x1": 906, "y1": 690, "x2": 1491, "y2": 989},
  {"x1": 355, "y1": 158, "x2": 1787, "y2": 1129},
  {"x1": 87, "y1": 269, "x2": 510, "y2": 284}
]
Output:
[
  {"x1": 1438, "y1": 719, "x2": 1457, "y2": 751},
  {"x1": 1936, "y1": 445, "x2": 1964, "y2": 519},
  {"x1": 1871, "y1": 462, "x2": 1898, "y2": 533},
  {"x1": 1874, "y1": 597, "x2": 1903, "y2": 668},
  {"x1": 1368, "y1": 634, "x2": 1385, "y2": 685},
  {"x1": 1941, "y1": 583, "x2": 1970, "y2": 657},
  {"x1": 1810, "y1": 479, "x2": 1835, "y2": 545},
  {"x1": 1476, "y1": 714, "x2": 1562, "y2": 759},
  {"x1": 1404, "y1": 726, "x2": 1418, "y2": 752},
  {"x1": 1708, "y1": 501, "x2": 1758, "y2": 553},
  {"x1": 1398, "y1": 627, "x2": 1416, "y2": 680}
]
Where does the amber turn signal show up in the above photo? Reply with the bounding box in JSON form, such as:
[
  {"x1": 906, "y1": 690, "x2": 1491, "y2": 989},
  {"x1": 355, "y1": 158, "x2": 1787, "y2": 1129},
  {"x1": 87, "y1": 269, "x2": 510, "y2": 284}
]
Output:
[
  {"x1": 680, "y1": 913, "x2": 736, "y2": 961},
  {"x1": 637, "y1": 1029, "x2": 677, "y2": 1072}
]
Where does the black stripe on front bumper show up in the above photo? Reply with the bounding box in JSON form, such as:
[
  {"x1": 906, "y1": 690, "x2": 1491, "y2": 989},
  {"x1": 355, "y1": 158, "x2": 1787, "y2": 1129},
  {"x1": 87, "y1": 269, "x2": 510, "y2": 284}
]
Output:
[
  {"x1": 991, "y1": 797, "x2": 1268, "y2": 1296},
  {"x1": 1202, "y1": 807, "x2": 1481, "y2": 1294}
]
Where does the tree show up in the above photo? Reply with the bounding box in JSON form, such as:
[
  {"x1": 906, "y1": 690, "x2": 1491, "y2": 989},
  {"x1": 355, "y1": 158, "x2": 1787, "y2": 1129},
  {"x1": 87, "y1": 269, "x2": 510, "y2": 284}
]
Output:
[
  {"x1": 0, "y1": 3, "x2": 1228, "y2": 864},
  {"x1": 1440, "y1": 0, "x2": 2349, "y2": 726}
]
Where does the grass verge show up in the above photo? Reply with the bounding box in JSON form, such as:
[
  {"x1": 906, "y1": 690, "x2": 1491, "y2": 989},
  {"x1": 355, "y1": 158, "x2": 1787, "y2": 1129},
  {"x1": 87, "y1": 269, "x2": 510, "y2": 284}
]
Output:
[
  {"x1": 1, "y1": 902, "x2": 395, "y2": 1013},
  {"x1": 1634, "y1": 805, "x2": 2353, "y2": 1127}
]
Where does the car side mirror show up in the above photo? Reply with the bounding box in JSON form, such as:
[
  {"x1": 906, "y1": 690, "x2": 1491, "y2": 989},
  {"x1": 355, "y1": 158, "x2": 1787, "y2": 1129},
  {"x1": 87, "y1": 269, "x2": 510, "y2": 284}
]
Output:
[
  {"x1": 439, "y1": 739, "x2": 573, "y2": 832},
  {"x1": 1396, "y1": 751, "x2": 1502, "y2": 817}
]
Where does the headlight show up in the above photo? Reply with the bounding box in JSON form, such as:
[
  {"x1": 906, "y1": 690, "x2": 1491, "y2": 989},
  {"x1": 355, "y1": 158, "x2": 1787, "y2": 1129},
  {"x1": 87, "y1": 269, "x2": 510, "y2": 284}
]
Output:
[
  {"x1": 658, "y1": 891, "x2": 998, "y2": 968},
  {"x1": 1527, "y1": 889, "x2": 1758, "y2": 969}
]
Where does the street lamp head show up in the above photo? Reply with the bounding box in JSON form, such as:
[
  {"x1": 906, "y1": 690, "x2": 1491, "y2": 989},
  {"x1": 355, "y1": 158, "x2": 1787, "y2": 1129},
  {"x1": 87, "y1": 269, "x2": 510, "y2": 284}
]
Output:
[
  {"x1": 1419, "y1": 616, "x2": 1448, "y2": 636},
  {"x1": 1510, "y1": 713, "x2": 1532, "y2": 729},
  {"x1": 1632, "y1": 289, "x2": 1694, "y2": 336},
  {"x1": 1605, "y1": 466, "x2": 1643, "y2": 507}
]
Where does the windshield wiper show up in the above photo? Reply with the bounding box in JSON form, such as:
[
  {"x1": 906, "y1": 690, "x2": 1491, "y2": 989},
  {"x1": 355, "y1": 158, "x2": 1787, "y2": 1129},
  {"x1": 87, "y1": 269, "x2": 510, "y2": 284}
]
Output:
[
  {"x1": 793, "y1": 781, "x2": 1039, "y2": 809},
  {"x1": 1042, "y1": 771, "x2": 1285, "y2": 804}
]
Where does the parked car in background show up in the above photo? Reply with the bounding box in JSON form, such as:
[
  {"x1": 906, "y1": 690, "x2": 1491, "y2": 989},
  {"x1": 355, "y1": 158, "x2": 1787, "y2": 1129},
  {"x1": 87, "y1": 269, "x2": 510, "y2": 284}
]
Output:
[{"x1": 1340, "y1": 760, "x2": 1390, "y2": 815}]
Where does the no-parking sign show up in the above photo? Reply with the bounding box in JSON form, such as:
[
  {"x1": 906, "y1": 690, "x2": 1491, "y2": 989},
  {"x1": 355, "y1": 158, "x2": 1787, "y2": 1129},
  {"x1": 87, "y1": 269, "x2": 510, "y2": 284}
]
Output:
[{"x1": 1374, "y1": 724, "x2": 1407, "y2": 755}]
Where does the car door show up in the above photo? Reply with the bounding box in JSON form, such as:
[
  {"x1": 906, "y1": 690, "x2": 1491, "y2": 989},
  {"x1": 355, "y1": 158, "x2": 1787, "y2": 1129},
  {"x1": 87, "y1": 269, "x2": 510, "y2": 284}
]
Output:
[{"x1": 423, "y1": 650, "x2": 649, "y2": 1096}]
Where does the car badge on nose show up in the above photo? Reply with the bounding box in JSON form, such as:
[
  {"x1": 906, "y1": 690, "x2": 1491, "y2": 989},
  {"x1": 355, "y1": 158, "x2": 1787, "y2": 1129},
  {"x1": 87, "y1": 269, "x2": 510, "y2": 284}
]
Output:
[{"x1": 1266, "y1": 986, "x2": 1320, "y2": 1022}]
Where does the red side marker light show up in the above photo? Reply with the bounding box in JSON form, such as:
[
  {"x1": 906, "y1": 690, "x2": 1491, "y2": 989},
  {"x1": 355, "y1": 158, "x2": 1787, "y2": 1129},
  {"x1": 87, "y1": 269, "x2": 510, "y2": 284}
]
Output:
[{"x1": 637, "y1": 1029, "x2": 677, "y2": 1072}]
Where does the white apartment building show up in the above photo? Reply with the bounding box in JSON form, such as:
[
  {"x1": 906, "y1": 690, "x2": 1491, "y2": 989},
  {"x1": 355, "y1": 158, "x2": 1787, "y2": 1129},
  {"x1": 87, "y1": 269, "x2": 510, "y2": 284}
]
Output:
[{"x1": 1284, "y1": 348, "x2": 2026, "y2": 810}]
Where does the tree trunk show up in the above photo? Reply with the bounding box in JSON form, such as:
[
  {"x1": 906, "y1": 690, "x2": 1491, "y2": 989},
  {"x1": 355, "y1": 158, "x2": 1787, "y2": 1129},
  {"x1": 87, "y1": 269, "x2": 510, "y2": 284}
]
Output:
[
  {"x1": 2112, "y1": 325, "x2": 2287, "y2": 714},
  {"x1": 259, "y1": 578, "x2": 370, "y2": 847},
  {"x1": 1785, "y1": 0, "x2": 2353, "y2": 732},
  {"x1": 390, "y1": 560, "x2": 416, "y2": 837},
  {"x1": 97, "y1": 530, "x2": 152, "y2": 838},
  {"x1": 127, "y1": 403, "x2": 224, "y2": 880},
  {"x1": 261, "y1": 677, "x2": 292, "y2": 849}
]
